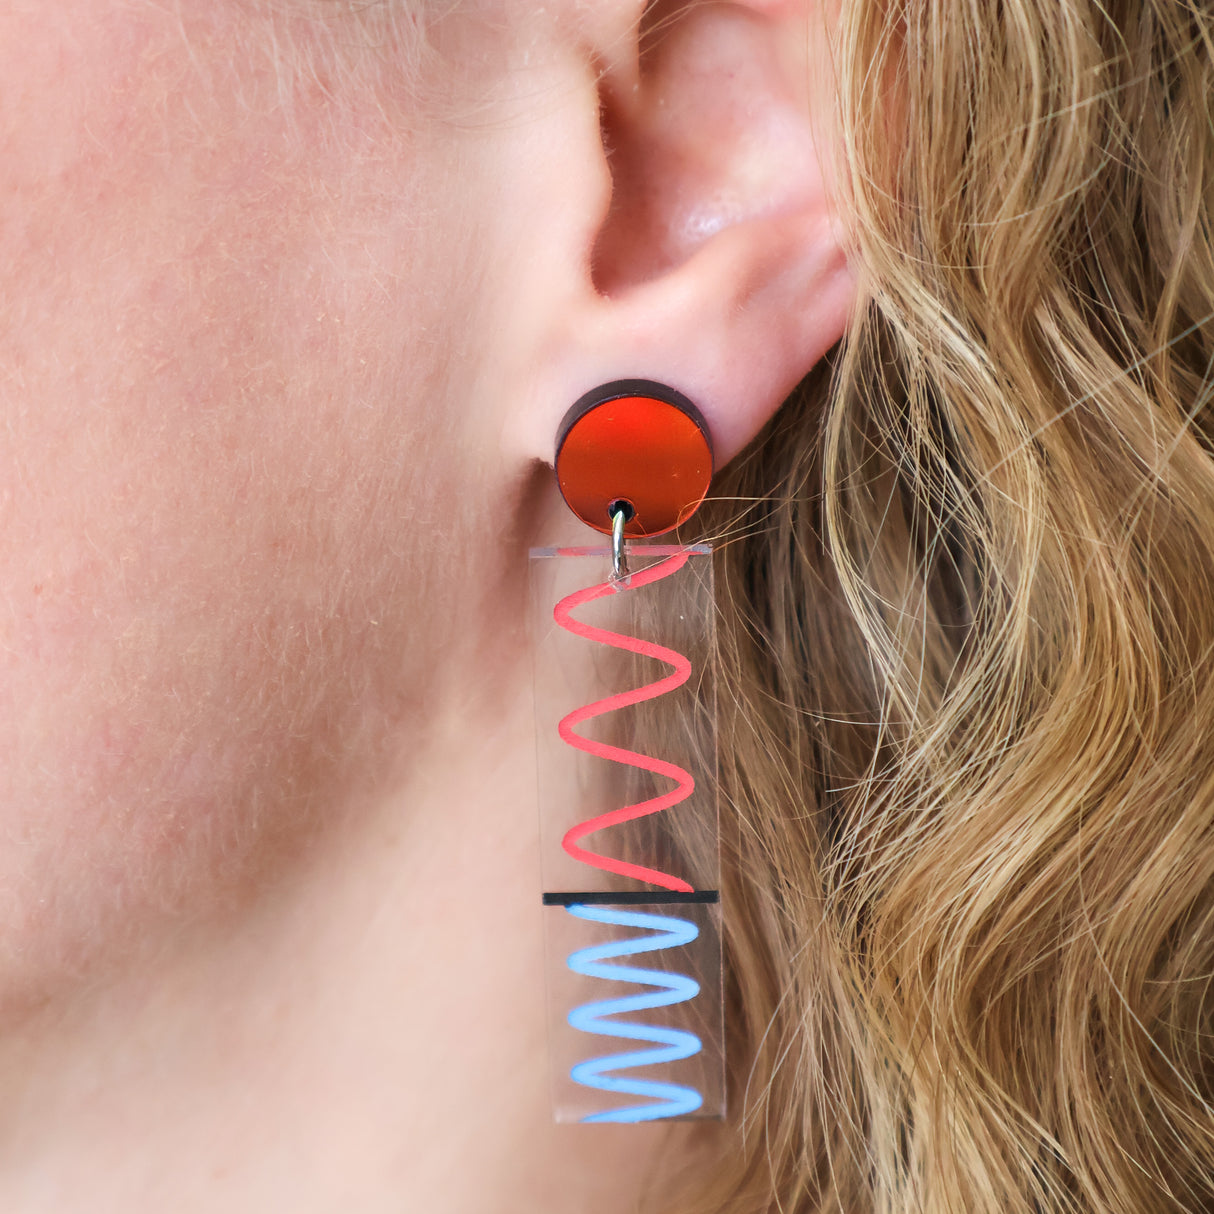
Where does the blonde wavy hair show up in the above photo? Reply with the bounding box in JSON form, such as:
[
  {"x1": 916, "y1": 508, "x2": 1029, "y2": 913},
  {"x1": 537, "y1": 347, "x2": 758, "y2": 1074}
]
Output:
[{"x1": 693, "y1": 0, "x2": 1214, "y2": 1210}]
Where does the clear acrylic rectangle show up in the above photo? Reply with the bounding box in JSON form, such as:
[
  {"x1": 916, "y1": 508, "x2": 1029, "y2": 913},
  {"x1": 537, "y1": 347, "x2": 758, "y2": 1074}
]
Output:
[
  {"x1": 542, "y1": 897, "x2": 724, "y2": 1123},
  {"x1": 530, "y1": 542, "x2": 722, "y2": 1123}
]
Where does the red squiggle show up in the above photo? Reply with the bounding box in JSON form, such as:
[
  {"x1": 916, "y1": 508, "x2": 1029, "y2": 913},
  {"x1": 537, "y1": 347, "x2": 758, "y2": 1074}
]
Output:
[{"x1": 554, "y1": 551, "x2": 695, "y2": 893}]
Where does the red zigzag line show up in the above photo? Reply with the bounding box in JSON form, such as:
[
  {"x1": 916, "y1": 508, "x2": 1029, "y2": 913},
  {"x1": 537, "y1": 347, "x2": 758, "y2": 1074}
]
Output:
[{"x1": 553, "y1": 550, "x2": 695, "y2": 893}]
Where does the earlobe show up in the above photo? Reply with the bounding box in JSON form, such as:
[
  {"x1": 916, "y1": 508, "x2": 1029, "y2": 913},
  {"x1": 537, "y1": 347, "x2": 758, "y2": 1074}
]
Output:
[{"x1": 537, "y1": 0, "x2": 855, "y2": 467}]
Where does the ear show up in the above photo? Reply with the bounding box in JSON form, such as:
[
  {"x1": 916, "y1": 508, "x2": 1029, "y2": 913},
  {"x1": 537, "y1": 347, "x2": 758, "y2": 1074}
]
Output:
[{"x1": 517, "y1": 0, "x2": 854, "y2": 470}]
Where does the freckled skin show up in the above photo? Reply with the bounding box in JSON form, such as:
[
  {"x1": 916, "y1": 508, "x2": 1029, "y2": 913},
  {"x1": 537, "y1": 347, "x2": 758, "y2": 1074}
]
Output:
[
  {"x1": 0, "y1": 4, "x2": 719, "y2": 1202},
  {"x1": 0, "y1": 0, "x2": 517, "y2": 1006}
]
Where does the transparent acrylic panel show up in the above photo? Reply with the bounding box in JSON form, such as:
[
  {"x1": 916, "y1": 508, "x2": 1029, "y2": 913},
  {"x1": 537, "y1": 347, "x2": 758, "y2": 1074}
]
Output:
[
  {"x1": 542, "y1": 898, "x2": 724, "y2": 1123},
  {"x1": 530, "y1": 543, "x2": 722, "y2": 1123},
  {"x1": 530, "y1": 544, "x2": 718, "y2": 897}
]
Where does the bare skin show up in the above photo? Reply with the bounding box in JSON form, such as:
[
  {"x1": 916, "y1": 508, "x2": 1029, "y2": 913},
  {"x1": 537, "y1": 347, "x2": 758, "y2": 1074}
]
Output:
[{"x1": 0, "y1": 0, "x2": 852, "y2": 1208}]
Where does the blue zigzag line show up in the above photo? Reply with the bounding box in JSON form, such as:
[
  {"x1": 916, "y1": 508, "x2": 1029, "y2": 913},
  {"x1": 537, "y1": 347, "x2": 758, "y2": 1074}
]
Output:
[{"x1": 565, "y1": 904, "x2": 703, "y2": 1124}]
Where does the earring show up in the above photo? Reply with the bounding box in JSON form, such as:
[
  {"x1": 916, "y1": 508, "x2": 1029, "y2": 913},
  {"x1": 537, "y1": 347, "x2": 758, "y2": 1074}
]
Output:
[
  {"x1": 531, "y1": 379, "x2": 724, "y2": 1124},
  {"x1": 556, "y1": 377, "x2": 713, "y2": 527}
]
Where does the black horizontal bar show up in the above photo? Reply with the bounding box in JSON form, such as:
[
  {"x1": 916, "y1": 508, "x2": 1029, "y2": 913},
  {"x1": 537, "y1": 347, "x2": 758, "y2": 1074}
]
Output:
[{"x1": 542, "y1": 890, "x2": 720, "y2": 907}]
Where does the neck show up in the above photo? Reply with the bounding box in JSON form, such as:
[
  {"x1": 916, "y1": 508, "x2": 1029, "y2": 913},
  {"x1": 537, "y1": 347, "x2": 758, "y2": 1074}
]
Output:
[{"x1": 0, "y1": 684, "x2": 718, "y2": 1211}]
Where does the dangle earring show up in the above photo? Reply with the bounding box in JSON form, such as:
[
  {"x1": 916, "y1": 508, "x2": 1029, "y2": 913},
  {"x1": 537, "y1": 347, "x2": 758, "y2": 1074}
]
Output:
[{"x1": 531, "y1": 380, "x2": 724, "y2": 1124}]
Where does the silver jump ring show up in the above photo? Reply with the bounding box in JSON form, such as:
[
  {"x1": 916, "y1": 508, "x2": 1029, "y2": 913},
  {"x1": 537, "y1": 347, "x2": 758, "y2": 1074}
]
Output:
[{"x1": 610, "y1": 503, "x2": 629, "y2": 580}]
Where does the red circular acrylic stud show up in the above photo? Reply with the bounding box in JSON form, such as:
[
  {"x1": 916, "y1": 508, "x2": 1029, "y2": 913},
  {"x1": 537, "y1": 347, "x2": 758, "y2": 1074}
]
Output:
[{"x1": 554, "y1": 380, "x2": 714, "y2": 538}]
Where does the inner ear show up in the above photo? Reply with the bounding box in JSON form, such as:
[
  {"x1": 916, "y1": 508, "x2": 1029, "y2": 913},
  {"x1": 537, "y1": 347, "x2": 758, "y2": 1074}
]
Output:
[{"x1": 591, "y1": 1, "x2": 814, "y2": 296}]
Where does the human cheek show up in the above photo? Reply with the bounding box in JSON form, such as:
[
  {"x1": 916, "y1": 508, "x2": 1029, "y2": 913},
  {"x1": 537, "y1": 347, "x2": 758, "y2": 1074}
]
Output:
[{"x1": 0, "y1": 1, "x2": 476, "y2": 1000}]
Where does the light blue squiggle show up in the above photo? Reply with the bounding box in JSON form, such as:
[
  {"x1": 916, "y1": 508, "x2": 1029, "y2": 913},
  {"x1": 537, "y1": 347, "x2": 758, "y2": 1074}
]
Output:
[{"x1": 565, "y1": 904, "x2": 703, "y2": 1123}]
